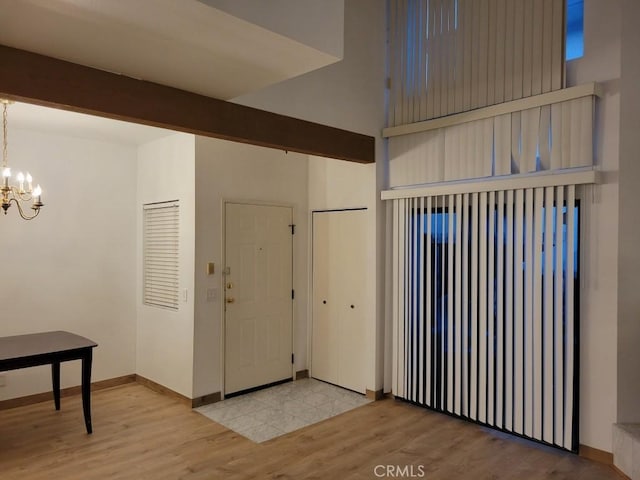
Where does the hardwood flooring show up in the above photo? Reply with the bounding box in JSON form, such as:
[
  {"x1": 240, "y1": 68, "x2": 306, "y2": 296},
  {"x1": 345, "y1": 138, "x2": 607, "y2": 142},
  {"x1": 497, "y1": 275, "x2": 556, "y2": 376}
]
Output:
[{"x1": 0, "y1": 383, "x2": 623, "y2": 479}]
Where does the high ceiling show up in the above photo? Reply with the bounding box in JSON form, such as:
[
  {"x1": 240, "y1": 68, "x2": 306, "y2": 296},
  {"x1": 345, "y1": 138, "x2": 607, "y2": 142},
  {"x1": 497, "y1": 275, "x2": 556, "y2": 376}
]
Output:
[
  {"x1": 0, "y1": 0, "x2": 345, "y2": 144},
  {"x1": 0, "y1": 0, "x2": 342, "y2": 100}
]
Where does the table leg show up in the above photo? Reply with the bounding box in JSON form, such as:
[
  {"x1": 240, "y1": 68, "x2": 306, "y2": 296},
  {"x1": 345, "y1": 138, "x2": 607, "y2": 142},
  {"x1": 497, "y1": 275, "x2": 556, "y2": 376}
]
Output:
[
  {"x1": 81, "y1": 349, "x2": 93, "y2": 434},
  {"x1": 51, "y1": 361, "x2": 60, "y2": 411}
]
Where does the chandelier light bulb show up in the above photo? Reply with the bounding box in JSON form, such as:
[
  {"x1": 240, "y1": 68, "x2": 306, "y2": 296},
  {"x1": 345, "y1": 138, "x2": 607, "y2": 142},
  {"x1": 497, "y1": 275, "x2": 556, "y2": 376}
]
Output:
[
  {"x1": 0, "y1": 101, "x2": 44, "y2": 220},
  {"x1": 16, "y1": 171, "x2": 25, "y2": 192}
]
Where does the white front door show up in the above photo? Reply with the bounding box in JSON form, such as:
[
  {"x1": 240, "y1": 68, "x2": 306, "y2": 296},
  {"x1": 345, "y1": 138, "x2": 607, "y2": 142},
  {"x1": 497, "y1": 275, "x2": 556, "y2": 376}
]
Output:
[{"x1": 224, "y1": 202, "x2": 293, "y2": 395}]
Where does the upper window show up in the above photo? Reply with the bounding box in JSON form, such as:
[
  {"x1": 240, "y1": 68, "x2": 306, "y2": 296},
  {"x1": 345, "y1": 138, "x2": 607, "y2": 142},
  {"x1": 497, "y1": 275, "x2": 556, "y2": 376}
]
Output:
[{"x1": 566, "y1": 0, "x2": 584, "y2": 60}]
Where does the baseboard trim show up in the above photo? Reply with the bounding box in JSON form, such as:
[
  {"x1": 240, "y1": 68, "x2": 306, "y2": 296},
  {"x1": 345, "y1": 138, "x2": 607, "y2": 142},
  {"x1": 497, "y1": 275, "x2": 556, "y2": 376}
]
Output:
[
  {"x1": 295, "y1": 369, "x2": 309, "y2": 380},
  {"x1": 0, "y1": 374, "x2": 136, "y2": 411},
  {"x1": 191, "y1": 391, "x2": 222, "y2": 408},
  {"x1": 134, "y1": 374, "x2": 192, "y2": 406},
  {"x1": 366, "y1": 389, "x2": 385, "y2": 401},
  {"x1": 612, "y1": 465, "x2": 631, "y2": 480},
  {"x1": 579, "y1": 444, "x2": 613, "y2": 465}
]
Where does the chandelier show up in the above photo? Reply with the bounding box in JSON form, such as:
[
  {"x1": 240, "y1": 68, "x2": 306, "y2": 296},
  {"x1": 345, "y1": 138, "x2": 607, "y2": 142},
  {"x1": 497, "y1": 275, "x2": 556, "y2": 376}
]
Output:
[{"x1": 1, "y1": 100, "x2": 44, "y2": 220}]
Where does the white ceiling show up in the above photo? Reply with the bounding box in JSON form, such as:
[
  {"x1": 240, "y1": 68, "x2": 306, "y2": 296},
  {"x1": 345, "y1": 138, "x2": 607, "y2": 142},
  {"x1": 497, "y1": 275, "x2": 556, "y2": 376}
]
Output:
[
  {"x1": 0, "y1": 0, "x2": 346, "y2": 145},
  {"x1": 9, "y1": 102, "x2": 174, "y2": 146},
  {"x1": 0, "y1": 0, "x2": 341, "y2": 100}
]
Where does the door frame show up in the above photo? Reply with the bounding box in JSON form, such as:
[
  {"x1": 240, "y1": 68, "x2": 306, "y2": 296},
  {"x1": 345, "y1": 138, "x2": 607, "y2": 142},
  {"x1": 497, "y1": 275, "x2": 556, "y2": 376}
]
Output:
[
  {"x1": 309, "y1": 207, "x2": 368, "y2": 382},
  {"x1": 221, "y1": 199, "x2": 296, "y2": 399}
]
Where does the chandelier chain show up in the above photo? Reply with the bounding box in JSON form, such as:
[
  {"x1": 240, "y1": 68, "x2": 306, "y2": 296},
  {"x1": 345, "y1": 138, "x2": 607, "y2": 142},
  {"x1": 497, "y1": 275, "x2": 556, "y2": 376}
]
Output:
[{"x1": 2, "y1": 102, "x2": 7, "y2": 169}]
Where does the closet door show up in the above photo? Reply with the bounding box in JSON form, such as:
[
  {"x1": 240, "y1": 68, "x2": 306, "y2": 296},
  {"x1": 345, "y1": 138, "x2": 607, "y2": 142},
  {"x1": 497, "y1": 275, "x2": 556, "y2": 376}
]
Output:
[
  {"x1": 311, "y1": 212, "x2": 339, "y2": 384},
  {"x1": 312, "y1": 209, "x2": 367, "y2": 393},
  {"x1": 335, "y1": 209, "x2": 367, "y2": 393}
]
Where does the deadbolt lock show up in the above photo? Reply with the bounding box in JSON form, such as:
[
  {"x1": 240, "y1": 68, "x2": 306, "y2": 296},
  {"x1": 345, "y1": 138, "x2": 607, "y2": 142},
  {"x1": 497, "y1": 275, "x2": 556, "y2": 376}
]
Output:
[{"x1": 226, "y1": 282, "x2": 234, "y2": 289}]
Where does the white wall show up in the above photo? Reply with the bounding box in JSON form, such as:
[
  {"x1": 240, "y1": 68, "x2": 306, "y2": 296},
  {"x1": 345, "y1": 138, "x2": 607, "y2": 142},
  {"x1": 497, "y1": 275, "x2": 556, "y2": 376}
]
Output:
[
  {"x1": 193, "y1": 137, "x2": 308, "y2": 398},
  {"x1": 233, "y1": 0, "x2": 387, "y2": 392},
  {"x1": 566, "y1": 0, "x2": 621, "y2": 452},
  {"x1": 136, "y1": 133, "x2": 195, "y2": 398},
  {"x1": 0, "y1": 128, "x2": 137, "y2": 400},
  {"x1": 617, "y1": 0, "x2": 640, "y2": 425}
]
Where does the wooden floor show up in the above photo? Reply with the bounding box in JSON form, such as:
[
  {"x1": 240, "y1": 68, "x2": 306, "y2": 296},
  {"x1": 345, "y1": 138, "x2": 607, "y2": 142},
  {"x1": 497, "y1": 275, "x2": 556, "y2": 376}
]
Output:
[{"x1": 0, "y1": 383, "x2": 623, "y2": 480}]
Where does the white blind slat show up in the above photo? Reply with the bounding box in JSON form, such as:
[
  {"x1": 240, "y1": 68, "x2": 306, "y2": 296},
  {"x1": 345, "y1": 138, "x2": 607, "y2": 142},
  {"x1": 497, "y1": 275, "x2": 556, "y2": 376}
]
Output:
[
  {"x1": 505, "y1": 189, "x2": 515, "y2": 431},
  {"x1": 514, "y1": 188, "x2": 525, "y2": 434},
  {"x1": 522, "y1": 0, "x2": 534, "y2": 98},
  {"x1": 554, "y1": 186, "x2": 565, "y2": 446},
  {"x1": 143, "y1": 200, "x2": 179, "y2": 310},
  {"x1": 543, "y1": 187, "x2": 555, "y2": 444},
  {"x1": 478, "y1": 191, "x2": 488, "y2": 423},
  {"x1": 564, "y1": 186, "x2": 576, "y2": 450},
  {"x1": 495, "y1": 190, "x2": 506, "y2": 429},
  {"x1": 392, "y1": 199, "x2": 400, "y2": 394},
  {"x1": 487, "y1": 190, "x2": 496, "y2": 426},
  {"x1": 454, "y1": 193, "x2": 463, "y2": 416},
  {"x1": 541, "y1": 0, "x2": 553, "y2": 93},
  {"x1": 461, "y1": 193, "x2": 469, "y2": 415},
  {"x1": 447, "y1": 194, "x2": 455, "y2": 413},
  {"x1": 470, "y1": 192, "x2": 479, "y2": 420},
  {"x1": 531, "y1": 0, "x2": 544, "y2": 96},
  {"x1": 533, "y1": 188, "x2": 545, "y2": 440},
  {"x1": 524, "y1": 188, "x2": 535, "y2": 438}
]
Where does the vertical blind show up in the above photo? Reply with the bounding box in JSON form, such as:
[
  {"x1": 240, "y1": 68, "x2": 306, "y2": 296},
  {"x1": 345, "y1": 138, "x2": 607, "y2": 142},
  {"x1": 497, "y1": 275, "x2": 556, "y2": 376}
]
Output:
[
  {"x1": 388, "y1": 0, "x2": 565, "y2": 127},
  {"x1": 389, "y1": 95, "x2": 595, "y2": 187},
  {"x1": 143, "y1": 200, "x2": 180, "y2": 310},
  {"x1": 391, "y1": 185, "x2": 579, "y2": 451}
]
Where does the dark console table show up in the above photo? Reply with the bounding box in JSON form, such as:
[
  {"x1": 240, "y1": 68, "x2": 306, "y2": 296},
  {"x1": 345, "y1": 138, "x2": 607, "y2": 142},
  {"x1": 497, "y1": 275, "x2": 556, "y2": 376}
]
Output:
[{"x1": 0, "y1": 331, "x2": 98, "y2": 434}]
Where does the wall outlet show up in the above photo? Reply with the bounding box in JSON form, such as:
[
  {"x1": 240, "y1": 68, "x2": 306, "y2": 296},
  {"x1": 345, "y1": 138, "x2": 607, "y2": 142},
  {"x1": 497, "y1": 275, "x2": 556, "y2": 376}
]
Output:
[
  {"x1": 206, "y1": 288, "x2": 218, "y2": 302},
  {"x1": 0, "y1": 374, "x2": 6, "y2": 387}
]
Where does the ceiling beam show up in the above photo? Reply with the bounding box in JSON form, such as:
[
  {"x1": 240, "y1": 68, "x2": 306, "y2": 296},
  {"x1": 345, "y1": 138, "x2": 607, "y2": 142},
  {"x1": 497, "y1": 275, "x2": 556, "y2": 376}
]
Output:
[{"x1": 0, "y1": 44, "x2": 374, "y2": 164}]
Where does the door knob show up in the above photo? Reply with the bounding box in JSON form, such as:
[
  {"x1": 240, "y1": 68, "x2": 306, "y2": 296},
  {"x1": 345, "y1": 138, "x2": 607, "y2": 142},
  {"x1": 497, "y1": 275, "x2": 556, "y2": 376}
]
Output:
[{"x1": 226, "y1": 297, "x2": 235, "y2": 304}]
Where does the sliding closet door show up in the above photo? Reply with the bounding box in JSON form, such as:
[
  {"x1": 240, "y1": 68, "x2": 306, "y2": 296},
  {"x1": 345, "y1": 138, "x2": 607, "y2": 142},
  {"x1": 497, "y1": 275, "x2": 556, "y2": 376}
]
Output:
[
  {"x1": 312, "y1": 209, "x2": 367, "y2": 394},
  {"x1": 311, "y1": 212, "x2": 339, "y2": 384}
]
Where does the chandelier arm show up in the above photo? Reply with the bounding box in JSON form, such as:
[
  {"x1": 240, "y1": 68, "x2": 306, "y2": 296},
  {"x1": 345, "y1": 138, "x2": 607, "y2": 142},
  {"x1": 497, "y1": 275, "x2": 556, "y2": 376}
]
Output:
[
  {"x1": 14, "y1": 190, "x2": 33, "y2": 202},
  {"x1": 10, "y1": 197, "x2": 40, "y2": 220}
]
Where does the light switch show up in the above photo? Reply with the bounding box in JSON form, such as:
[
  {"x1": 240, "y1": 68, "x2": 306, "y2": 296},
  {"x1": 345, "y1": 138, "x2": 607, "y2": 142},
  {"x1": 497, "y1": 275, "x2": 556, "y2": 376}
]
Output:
[{"x1": 206, "y1": 262, "x2": 215, "y2": 275}]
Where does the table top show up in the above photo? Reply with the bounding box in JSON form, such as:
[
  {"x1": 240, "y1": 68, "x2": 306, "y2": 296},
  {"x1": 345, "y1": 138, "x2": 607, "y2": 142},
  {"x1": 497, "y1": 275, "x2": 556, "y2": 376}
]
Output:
[{"x1": 0, "y1": 331, "x2": 97, "y2": 362}]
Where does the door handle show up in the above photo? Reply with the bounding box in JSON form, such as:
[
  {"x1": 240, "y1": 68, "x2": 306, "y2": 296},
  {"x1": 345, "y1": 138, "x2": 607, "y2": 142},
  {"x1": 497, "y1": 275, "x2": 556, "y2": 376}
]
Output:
[{"x1": 226, "y1": 297, "x2": 235, "y2": 304}]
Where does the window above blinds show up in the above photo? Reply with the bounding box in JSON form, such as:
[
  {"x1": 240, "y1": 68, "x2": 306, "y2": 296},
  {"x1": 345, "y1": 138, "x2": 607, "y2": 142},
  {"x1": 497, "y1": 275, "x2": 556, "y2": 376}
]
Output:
[
  {"x1": 143, "y1": 200, "x2": 179, "y2": 310},
  {"x1": 567, "y1": 0, "x2": 584, "y2": 61},
  {"x1": 388, "y1": 0, "x2": 566, "y2": 127}
]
